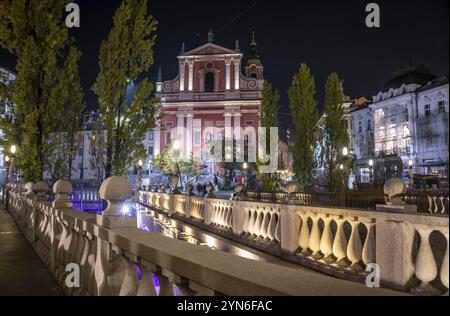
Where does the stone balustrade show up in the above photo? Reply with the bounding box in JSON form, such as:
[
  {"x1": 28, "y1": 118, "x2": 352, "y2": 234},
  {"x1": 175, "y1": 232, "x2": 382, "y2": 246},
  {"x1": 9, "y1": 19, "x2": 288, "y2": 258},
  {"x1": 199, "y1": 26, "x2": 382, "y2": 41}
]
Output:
[
  {"x1": 138, "y1": 189, "x2": 449, "y2": 295},
  {"x1": 4, "y1": 180, "x2": 403, "y2": 296}
]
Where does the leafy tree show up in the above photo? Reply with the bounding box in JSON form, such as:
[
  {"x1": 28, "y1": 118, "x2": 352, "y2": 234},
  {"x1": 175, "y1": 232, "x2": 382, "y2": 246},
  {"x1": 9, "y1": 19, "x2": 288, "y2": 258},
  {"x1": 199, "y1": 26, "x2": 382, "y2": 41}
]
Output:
[
  {"x1": 257, "y1": 81, "x2": 280, "y2": 192},
  {"x1": 0, "y1": 0, "x2": 83, "y2": 182},
  {"x1": 92, "y1": 0, "x2": 159, "y2": 178},
  {"x1": 288, "y1": 64, "x2": 319, "y2": 190},
  {"x1": 323, "y1": 73, "x2": 349, "y2": 192},
  {"x1": 48, "y1": 47, "x2": 85, "y2": 181},
  {"x1": 153, "y1": 148, "x2": 201, "y2": 177}
]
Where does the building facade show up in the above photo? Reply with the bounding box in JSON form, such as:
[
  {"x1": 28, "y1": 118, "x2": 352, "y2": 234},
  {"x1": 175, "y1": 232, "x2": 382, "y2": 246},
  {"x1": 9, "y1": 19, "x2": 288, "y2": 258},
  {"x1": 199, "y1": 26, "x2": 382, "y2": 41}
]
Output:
[
  {"x1": 154, "y1": 33, "x2": 264, "y2": 174},
  {"x1": 351, "y1": 65, "x2": 449, "y2": 186}
]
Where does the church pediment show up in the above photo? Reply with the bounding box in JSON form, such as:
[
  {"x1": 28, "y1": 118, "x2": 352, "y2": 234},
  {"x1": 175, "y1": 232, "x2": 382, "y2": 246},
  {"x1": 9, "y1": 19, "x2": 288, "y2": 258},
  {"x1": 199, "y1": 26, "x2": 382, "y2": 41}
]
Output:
[{"x1": 181, "y1": 43, "x2": 239, "y2": 57}]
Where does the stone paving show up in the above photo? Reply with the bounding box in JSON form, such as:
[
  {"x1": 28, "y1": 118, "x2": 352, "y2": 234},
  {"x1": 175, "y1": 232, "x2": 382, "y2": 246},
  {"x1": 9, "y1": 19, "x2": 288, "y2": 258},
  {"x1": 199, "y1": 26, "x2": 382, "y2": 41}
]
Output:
[{"x1": 0, "y1": 208, "x2": 63, "y2": 296}]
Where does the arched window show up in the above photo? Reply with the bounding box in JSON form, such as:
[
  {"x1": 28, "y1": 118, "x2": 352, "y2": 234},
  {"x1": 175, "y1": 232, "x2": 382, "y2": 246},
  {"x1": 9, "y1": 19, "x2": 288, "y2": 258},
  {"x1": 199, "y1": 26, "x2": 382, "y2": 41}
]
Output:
[
  {"x1": 205, "y1": 72, "x2": 215, "y2": 92},
  {"x1": 250, "y1": 73, "x2": 258, "y2": 79}
]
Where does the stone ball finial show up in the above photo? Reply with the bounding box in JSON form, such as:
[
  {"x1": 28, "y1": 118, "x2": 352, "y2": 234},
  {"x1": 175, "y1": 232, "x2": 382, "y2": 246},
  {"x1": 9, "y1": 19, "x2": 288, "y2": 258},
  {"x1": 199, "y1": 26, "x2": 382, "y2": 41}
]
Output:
[
  {"x1": 24, "y1": 182, "x2": 35, "y2": 197},
  {"x1": 33, "y1": 181, "x2": 49, "y2": 201},
  {"x1": 52, "y1": 180, "x2": 73, "y2": 209},
  {"x1": 33, "y1": 181, "x2": 49, "y2": 192},
  {"x1": 99, "y1": 177, "x2": 132, "y2": 216},
  {"x1": 384, "y1": 177, "x2": 407, "y2": 206},
  {"x1": 53, "y1": 180, "x2": 73, "y2": 195}
]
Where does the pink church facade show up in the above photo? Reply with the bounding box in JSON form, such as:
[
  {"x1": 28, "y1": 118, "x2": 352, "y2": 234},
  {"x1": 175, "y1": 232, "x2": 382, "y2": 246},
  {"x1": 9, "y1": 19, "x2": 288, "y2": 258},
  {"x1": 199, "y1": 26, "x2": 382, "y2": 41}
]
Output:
[{"x1": 153, "y1": 33, "x2": 264, "y2": 173}]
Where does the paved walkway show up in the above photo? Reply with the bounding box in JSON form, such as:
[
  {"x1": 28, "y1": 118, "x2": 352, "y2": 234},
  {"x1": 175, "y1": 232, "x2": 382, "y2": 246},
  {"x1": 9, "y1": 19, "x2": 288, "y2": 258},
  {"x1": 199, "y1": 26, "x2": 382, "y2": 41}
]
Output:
[{"x1": 0, "y1": 208, "x2": 63, "y2": 296}]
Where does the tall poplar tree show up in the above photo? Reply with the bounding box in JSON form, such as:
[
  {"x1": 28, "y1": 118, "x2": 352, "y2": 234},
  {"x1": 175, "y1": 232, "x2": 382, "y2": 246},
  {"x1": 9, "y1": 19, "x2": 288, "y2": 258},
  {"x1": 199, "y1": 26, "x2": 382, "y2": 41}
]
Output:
[
  {"x1": 92, "y1": 0, "x2": 159, "y2": 178},
  {"x1": 323, "y1": 73, "x2": 349, "y2": 191},
  {"x1": 0, "y1": 0, "x2": 84, "y2": 181},
  {"x1": 258, "y1": 81, "x2": 280, "y2": 191},
  {"x1": 288, "y1": 64, "x2": 319, "y2": 189}
]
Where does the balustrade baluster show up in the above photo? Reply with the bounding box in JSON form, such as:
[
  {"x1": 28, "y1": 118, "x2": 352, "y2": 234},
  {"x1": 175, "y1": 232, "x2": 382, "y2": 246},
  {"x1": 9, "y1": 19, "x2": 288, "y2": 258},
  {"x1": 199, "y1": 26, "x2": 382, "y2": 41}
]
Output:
[
  {"x1": 332, "y1": 217, "x2": 348, "y2": 267},
  {"x1": 309, "y1": 214, "x2": 322, "y2": 259},
  {"x1": 412, "y1": 225, "x2": 440, "y2": 295},
  {"x1": 346, "y1": 218, "x2": 363, "y2": 271},
  {"x1": 362, "y1": 221, "x2": 376, "y2": 267},
  {"x1": 438, "y1": 230, "x2": 449, "y2": 296},
  {"x1": 119, "y1": 258, "x2": 140, "y2": 296},
  {"x1": 298, "y1": 214, "x2": 311, "y2": 256},
  {"x1": 275, "y1": 214, "x2": 281, "y2": 243},
  {"x1": 155, "y1": 273, "x2": 174, "y2": 296},
  {"x1": 261, "y1": 211, "x2": 269, "y2": 240},
  {"x1": 254, "y1": 210, "x2": 263, "y2": 238},
  {"x1": 243, "y1": 209, "x2": 250, "y2": 235},
  {"x1": 248, "y1": 210, "x2": 256, "y2": 236},
  {"x1": 267, "y1": 212, "x2": 276, "y2": 241},
  {"x1": 319, "y1": 216, "x2": 334, "y2": 263},
  {"x1": 137, "y1": 263, "x2": 158, "y2": 296}
]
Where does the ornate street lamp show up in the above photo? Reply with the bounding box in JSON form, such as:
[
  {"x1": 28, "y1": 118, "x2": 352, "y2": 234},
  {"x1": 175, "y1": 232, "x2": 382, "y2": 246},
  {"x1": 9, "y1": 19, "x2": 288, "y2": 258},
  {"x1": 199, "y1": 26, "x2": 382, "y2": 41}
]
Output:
[
  {"x1": 242, "y1": 162, "x2": 249, "y2": 188},
  {"x1": 8, "y1": 145, "x2": 17, "y2": 184},
  {"x1": 137, "y1": 159, "x2": 143, "y2": 190},
  {"x1": 369, "y1": 159, "x2": 374, "y2": 188},
  {"x1": 408, "y1": 159, "x2": 414, "y2": 189},
  {"x1": 171, "y1": 140, "x2": 181, "y2": 194},
  {"x1": 342, "y1": 147, "x2": 349, "y2": 158}
]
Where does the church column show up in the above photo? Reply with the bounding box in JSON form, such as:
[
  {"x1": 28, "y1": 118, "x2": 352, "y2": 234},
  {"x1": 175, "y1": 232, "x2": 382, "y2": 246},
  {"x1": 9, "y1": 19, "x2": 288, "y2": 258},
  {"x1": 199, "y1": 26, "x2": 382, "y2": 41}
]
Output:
[
  {"x1": 186, "y1": 113, "x2": 194, "y2": 157},
  {"x1": 177, "y1": 113, "x2": 185, "y2": 156},
  {"x1": 188, "y1": 60, "x2": 194, "y2": 92},
  {"x1": 234, "y1": 58, "x2": 240, "y2": 91},
  {"x1": 154, "y1": 125, "x2": 161, "y2": 157},
  {"x1": 234, "y1": 112, "x2": 242, "y2": 141},
  {"x1": 225, "y1": 59, "x2": 231, "y2": 91},
  {"x1": 224, "y1": 111, "x2": 233, "y2": 140},
  {"x1": 179, "y1": 60, "x2": 186, "y2": 92}
]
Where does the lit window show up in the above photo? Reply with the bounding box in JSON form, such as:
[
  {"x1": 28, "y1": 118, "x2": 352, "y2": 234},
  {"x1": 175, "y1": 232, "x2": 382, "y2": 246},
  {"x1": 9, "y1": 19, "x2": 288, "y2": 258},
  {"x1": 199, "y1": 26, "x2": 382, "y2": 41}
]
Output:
[
  {"x1": 194, "y1": 131, "x2": 201, "y2": 146},
  {"x1": 402, "y1": 125, "x2": 410, "y2": 138},
  {"x1": 425, "y1": 104, "x2": 431, "y2": 117},
  {"x1": 438, "y1": 101, "x2": 446, "y2": 114},
  {"x1": 403, "y1": 108, "x2": 409, "y2": 122}
]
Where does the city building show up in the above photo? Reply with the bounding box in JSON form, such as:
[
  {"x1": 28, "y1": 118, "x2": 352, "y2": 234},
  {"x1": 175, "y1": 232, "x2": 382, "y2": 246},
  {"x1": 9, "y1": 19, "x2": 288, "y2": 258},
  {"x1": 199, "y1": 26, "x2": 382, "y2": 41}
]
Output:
[
  {"x1": 154, "y1": 31, "x2": 264, "y2": 175},
  {"x1": 351, "y1": 64, "x2": 449, "y2": 187}
]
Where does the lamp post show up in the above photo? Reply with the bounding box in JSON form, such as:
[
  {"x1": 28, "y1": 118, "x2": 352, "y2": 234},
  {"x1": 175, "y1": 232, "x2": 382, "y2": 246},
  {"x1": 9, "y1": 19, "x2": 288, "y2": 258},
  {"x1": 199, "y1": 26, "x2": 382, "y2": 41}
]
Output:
[
  {"x1": 342, "y1": 147, "x2": 349, "y2": 190},
  {"x1": 4, "y1": 155, "x2": 10, "y2": 186},
  {"x1": 9, "y1": 145, "x2": 17, "y2": 185},
  {"x1": 171, "y1": 140, "x2": 181, "y2": 194},
  {"x1": 137, "y1": 159, "x2": 143, "y2": 190},
  {"x1": 369, "y1": 159, "x2": 374, "y2": 188},
  {"x1": 243, "y1": 162, "x2": 248, "y2": 188},
  {"x1": 408, "y1": 159, "x2": 414, "y2": 189}
]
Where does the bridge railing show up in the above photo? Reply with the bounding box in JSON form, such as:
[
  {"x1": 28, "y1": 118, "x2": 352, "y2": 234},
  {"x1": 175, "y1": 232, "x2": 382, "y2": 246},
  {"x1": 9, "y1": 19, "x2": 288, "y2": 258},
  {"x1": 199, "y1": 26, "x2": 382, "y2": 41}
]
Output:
[
  {"x1": 3, "y1": 180, "x2": 402, "y2": 296},
  {"x1": 244, "y1": 190, "x2": 449, "y2": 215},
  {"x1": 138, "y1": 189, "x2": 449, "y2": 295}
]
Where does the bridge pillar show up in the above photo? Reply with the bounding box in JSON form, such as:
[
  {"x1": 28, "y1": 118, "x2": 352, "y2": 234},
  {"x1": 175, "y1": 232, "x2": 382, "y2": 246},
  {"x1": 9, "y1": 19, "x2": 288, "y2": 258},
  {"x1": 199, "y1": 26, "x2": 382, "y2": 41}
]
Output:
[
  {"x1": 280, "y1": 206, "x2": 301, "y2": 254},
  {"x1": 95, "y1": 177, "x2": 136, "y2": 296}
]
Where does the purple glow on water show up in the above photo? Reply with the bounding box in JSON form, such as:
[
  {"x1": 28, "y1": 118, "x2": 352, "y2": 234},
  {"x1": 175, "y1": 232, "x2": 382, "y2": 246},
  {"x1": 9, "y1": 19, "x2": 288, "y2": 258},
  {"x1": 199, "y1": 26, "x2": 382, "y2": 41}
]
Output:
[
  {"x1": 136, "y1": 266, "x2": 142, "y2": 281},
  {"x1": 72, "y1": 202, "x2": 103, "y2": 215}
]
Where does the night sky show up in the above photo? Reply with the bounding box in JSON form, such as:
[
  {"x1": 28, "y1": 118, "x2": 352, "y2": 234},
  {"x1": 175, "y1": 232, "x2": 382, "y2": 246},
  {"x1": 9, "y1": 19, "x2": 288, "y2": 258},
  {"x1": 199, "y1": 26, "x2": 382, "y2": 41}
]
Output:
[{"x1": 1, "y1": 0, "x2": 448, "y2": 125}]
